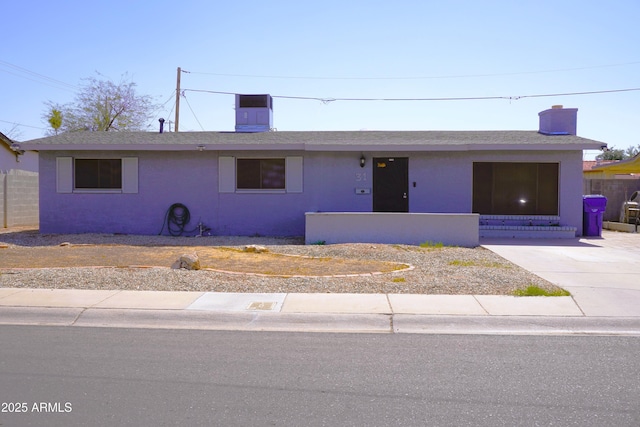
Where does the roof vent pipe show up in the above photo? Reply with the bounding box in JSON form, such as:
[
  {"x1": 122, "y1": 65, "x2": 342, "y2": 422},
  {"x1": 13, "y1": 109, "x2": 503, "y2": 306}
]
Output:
[{"x1": 159, "y1": 118, "x2": 165, "y2": 134}]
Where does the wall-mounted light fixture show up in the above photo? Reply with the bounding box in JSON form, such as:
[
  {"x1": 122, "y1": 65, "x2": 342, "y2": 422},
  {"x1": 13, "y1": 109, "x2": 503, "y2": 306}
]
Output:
[
  {"x1": 359, "y1": 154, "x2": 366, "y2": 168},
  {"x1": 10, "y1": 143, "x2": 24, "y2": 162},
  {"x1": 197, "y1": 145, "x2": 205, "y2": 152}
]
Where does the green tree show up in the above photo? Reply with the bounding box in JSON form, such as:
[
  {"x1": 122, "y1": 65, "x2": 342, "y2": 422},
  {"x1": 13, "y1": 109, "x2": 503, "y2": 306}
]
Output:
[
  {"x1": 44, "y1": 73, "x2": 158, "y2": 134},
  {"x1": 596, "y1": 144, "x2": 639, "y2": 161},
  {"x1": 624, "y1": 144, "x2": 640, "y2": 159},
  {"x1": 597, "y1": 147, "x2": 626, "y2": 161},
  {"x1": 47, "y1": 108, "x2": 63, "y2": 135}
]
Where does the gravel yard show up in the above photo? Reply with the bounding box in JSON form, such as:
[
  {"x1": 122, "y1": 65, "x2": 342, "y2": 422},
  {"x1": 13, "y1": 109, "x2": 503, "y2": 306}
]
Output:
[{"x1": 0, "y1": 228, "x2": 559, "y2": 295}]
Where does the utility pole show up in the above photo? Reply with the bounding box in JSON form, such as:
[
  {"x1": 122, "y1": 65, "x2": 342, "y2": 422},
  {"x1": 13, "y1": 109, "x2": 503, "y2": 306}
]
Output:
[{"x1": 175, "y1": 67, "x2": 181, "y2": 132}]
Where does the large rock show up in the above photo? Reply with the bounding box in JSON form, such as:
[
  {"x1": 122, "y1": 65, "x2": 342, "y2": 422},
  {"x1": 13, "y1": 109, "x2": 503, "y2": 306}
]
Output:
[
  {"x1": 243, "y1": 245, "x2": 268, "y2": 253},
  {"x1": 172, "y1": 253, "x2": 201, "y2": 270}
]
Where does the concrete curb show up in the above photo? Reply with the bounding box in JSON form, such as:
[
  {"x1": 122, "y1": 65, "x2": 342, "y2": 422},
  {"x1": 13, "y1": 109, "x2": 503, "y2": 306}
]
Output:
[{"x1": 3, "y1": 306, "x2": 640, "y2": 336}]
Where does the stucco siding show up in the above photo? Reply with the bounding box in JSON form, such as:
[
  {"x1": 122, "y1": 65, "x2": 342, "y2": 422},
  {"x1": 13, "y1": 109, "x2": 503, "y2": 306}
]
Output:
[
  {"x1": 1, "y1": 148, "x2": 39, "y2": 173},
  {"x1": 39, "y1": 151, "x2": 218, "y2": 234},
  {"x1": 38, "y1": 149, "x2": 585, "y2": 236}
]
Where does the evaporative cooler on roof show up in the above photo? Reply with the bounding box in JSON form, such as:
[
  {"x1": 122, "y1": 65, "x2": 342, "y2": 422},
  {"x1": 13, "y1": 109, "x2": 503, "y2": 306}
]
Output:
[{"x1": 235, "y1": 94, "x2": 273, "y2": 133}]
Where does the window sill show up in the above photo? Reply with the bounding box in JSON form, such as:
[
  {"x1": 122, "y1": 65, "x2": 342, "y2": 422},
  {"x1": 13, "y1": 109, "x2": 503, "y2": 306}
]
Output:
[
  {"x1": 235, "y1": 189, "x2": 286, "y2": 194},
  {"x1": 73, "y1": 189, "x2": 123, "y2": 194}
]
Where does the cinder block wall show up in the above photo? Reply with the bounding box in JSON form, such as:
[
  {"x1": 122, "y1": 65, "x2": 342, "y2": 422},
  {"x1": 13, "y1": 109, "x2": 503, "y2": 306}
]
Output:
[
  {"x1": 584, "y1": 178, "x2": 640, "y2": 222},
  {"x1": 1, "y1": 170, "x2": 39, "y2": 227}
]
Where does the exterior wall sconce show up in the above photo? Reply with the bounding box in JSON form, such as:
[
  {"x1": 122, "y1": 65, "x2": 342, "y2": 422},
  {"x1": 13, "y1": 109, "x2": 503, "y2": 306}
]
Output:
[
  {"x1": 10, "y1": 143, "x2": 24, "y2": 162},
  {"x1": 197, "y1": 145, "x2": 205, "y2": 151},
  {"x1": 359, "y1": 154, "x2": 366, "y2": 168}
]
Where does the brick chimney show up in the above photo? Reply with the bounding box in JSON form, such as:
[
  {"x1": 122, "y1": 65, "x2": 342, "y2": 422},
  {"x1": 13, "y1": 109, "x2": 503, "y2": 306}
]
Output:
[{"x1": 538, "y1": 105, "x2": 578, "y2": 135}]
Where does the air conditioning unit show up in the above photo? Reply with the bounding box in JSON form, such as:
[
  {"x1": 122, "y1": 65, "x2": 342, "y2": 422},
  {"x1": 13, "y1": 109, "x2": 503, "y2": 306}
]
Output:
[{"x1": 235, "y1": 94, "x2": 273, "y2": 133}]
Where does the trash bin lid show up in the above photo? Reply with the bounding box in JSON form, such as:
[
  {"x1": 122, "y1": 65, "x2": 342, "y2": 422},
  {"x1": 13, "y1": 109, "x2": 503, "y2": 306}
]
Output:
[{"x1": 583, "y1": 195, "x2": 607, "y2": 211}]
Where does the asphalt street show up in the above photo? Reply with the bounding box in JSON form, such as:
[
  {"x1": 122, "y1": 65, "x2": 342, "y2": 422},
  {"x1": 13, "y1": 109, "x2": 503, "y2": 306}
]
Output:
[{"x1": 1, "y1": 326, "x2": 639, "y2": 426}]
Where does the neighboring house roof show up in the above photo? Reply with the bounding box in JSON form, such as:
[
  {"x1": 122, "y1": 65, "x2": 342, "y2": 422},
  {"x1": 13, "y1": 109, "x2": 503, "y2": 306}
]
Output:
[
  {"x1": 587, "y1": 153, "x2": 640, "y2": 175},
  {"x1": 19, "y1": 130, "x2": 605, "y2": 152},
  {"x1": 583, "y1": 160, "x2": 615, "y2": 172}
]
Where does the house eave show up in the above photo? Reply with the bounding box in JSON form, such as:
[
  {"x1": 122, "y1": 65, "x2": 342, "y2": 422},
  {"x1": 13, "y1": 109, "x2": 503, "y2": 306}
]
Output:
[
  {"x1": 18, "y1": 130, "x2": 606, "y2": 152},
  {"x1": 19, "y1": 142, "x2": 603, "y2": 152}
]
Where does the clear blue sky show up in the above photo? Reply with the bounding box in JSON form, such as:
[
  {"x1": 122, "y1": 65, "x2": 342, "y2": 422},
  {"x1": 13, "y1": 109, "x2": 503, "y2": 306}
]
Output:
[{"x1": 2, "y1": 0, "x2": 639, "y2": 159}]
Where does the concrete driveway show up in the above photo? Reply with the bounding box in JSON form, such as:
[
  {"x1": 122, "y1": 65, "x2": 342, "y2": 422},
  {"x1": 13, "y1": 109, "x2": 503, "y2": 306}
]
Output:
[{"x1": 482, "y1": 230, "x2": 640, "y2": 317}]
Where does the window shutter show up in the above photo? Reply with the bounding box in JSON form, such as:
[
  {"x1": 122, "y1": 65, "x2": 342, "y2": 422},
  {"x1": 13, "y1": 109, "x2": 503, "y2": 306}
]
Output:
[
  {"x1": 219, "y1": 156, "x2": 235, "y2": 193},
  {"x1": 56, "y1": 157, "x2": 73, "y2": 193},
  {"x1": 122, "y1": 157, "x2": 139, "y2": 194},
  {"x1": 286, "y1": 156, "x2": 303, "y2": 193}
]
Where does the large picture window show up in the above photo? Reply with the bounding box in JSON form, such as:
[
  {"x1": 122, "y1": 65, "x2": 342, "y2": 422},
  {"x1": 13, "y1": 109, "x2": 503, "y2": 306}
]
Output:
[
  {"x1": 473, "y1": 162, "x2": 559, "y2": 215},
  {"x1": 236, "y1": 158, "x2": 286, "y2": 190},
  {"x1": 75, "y1": 159, "x2": 122, "y2": 189}
]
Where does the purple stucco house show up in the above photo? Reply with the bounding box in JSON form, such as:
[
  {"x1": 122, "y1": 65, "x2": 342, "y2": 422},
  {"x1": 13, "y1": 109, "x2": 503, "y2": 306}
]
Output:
[{"x1": 18, "y1": 100, "x2": 605, "y2": 243}]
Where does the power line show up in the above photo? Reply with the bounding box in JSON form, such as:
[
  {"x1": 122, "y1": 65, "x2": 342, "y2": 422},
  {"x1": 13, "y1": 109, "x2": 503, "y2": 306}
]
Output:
[
  {"x1": 181, "y1": 92, "x2": 205, "y2": 131},
  {"x1": 150, "y1": 92, "x2": 176, "y2": 121},
  {"x1": 183, "y1": 87, "x2": 640, "y2": 103},
  {"x1": 0, "y1": 119, "x2": 47, "y2": 130},
  {"x1": 184, "y1": 61, "x2": 640, "y2": 81},
  {"x1": 0, "y1": 59, "x2": 78, "y2": 92}
]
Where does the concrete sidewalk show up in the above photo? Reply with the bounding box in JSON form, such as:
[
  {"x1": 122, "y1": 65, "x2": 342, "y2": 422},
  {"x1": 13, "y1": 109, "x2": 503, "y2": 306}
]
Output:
[
  {"x1": 1, "y1": 230, "x2": 639, "y2": 334},
  {"x1": 2, "y1": 288, "x2": 640, "y2": 335},
  {"x1": 0, "y1": 288, "x2": 583, "y2": 316}
]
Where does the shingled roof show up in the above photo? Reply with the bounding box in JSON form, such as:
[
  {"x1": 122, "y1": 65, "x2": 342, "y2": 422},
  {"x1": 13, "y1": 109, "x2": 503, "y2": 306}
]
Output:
[{"x1": 19, "y1": 130, "x2": 605, "y2": 152}]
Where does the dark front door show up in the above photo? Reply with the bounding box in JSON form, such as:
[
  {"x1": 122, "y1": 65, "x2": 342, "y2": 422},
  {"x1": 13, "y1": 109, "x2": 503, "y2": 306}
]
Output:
[{"x1": 373, "y1": 157, "x2": 409, "y2": 212}]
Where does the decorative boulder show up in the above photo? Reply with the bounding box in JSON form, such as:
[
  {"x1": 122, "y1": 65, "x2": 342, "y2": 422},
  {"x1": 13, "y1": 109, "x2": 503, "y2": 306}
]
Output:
[
  {"x1": 243, "y1": 245, "x2": 268, "y2": 253},
  {"x1": 172, "y1": 253, "x2": 201, "y2": 270}
]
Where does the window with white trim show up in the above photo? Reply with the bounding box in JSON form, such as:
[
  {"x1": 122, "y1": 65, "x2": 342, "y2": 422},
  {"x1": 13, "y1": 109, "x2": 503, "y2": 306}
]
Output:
[
  {"x1": 75, "y1": 159, "x2": 122, "y2": 189},
  {"x1": 218, "y1": 156, "x2": 303, "y2": 193},
  {"x1": 56, "y1": 157, "x2": 138, "y2": 194}
]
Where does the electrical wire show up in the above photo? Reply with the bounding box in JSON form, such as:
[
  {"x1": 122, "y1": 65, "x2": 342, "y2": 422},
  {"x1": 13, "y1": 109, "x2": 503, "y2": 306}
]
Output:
[
  {"x1": 0, "y1": 59, "x2": 78, "y2": 91},
  {"x1": 150, "y1": 92, "x2": 176, "y2": 127},
  {"x1": 0, "y1": 119, "x2": 47, "y2": 130},
  {"x1": 184, "y1": 60, "x2": 640, "y2": 81},
  {"x1": 181, "y1": 92, "x2": 205, "y2": 131},
  {"x1": 183, "y1": 87, "x2": 640, "y2": 103}
]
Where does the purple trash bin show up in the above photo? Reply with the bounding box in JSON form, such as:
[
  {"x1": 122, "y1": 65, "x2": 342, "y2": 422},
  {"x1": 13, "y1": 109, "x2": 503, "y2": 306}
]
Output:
[{"x1": 583, "y1": 195, "x2": 607, "y2": 236}]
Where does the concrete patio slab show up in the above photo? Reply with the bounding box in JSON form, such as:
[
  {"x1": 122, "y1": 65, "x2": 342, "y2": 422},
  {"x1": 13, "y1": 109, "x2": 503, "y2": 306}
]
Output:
[
  {"x1": 281, "y1": 293, "x2": 391, "y2": 314},
  {"x1": 187, "y1": 292, "x2": 287, "y2": 312},
  {"x1": 474, "y1": 296, "x2": 583, "y2": 316},
  {"x1": 0, "y1": 288, "x2": 119, "y2": 308},
  {"x1": 388, "y1": 294, "x2": 488, "y2": 315},
  {"x1": 94, "y1": 291, "x2": 204, "y2": 310}
]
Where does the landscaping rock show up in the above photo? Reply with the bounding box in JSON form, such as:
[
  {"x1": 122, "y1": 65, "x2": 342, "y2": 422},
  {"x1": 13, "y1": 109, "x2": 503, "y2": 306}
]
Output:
[
  {"x1": 244, "y1": 245, "x2": 268, "y2": 253},
  {"x1": 172, "y1": 253, "x2": 201, "y2": 270}
]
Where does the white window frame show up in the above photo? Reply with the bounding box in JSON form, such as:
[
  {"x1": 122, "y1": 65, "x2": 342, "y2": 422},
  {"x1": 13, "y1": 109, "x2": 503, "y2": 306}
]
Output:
[
  {"x1": 56, "y1": 156, "x2": 138, "y2": 194},
  {"x1": 219, "y1": 156, "x2": 303, "y2": 194}
]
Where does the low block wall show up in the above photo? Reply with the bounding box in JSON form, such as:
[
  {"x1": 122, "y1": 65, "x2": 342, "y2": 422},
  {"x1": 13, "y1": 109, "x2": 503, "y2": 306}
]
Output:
[
  {"x1": 305, "y1": 212, "x2": 479, "y2": 247},
  {"x1": 1, "y1": 170, "x2": 39, "y2": 228}
]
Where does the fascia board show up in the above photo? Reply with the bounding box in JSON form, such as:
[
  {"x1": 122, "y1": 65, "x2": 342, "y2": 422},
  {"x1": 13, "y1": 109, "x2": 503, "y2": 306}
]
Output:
[{"x1": 19, "y1": 143, "x2": 306, "y2": 151}]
